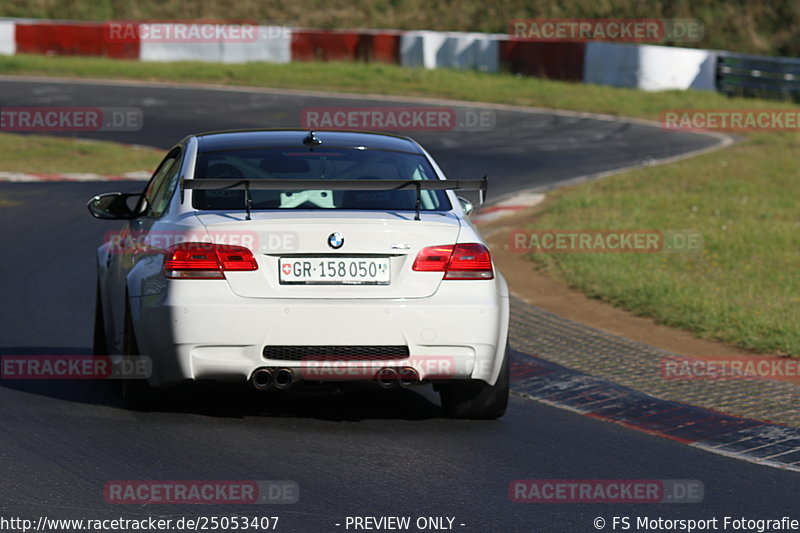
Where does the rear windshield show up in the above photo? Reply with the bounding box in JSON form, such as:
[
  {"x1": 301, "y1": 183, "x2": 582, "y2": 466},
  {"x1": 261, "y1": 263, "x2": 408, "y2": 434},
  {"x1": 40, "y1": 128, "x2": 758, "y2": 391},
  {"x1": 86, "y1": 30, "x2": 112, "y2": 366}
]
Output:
[{"x1": 191, "y1": 147, "x2": 451, "y2": 212}]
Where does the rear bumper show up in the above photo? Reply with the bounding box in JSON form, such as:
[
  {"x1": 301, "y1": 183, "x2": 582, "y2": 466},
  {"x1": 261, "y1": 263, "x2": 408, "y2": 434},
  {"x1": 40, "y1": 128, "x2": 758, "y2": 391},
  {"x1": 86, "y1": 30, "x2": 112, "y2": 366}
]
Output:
[{"x1": 132, "y1": 278, "x2": 509, "y2": 387}]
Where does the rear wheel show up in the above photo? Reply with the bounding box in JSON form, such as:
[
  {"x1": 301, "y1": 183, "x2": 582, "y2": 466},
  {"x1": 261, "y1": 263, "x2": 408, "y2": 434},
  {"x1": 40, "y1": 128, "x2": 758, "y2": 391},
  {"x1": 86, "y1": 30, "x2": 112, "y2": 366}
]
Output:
[
  {"x1": 439, "y1": 341, "x2": 509, "y2": 419},
  {"x1": 121, "y1": 300, "x2": 154, "y2": 410}
]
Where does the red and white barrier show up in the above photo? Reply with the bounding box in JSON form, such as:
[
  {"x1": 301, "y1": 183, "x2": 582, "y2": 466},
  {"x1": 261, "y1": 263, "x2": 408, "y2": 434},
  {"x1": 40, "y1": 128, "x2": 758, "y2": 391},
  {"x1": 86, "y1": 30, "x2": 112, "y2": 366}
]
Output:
[
  {"x1": 291, "y1": 29, "x2": 400, "y2": 63},
  {"x1": 400, "y1": 31, "x2": 503, "y2": 72},
  {"x1": 139, "y1": 24, "x2": 291, "y2": 64},
  {"x1": 15, "y1": 22, "x2": 138, "y2": 58},
  {"x1": 139, "y1": 39, "x2": 223, "y2": 63},
  {"x1": 584, "y1": 42, "x2": 716, "y2": 91},
  {"x1": 0, "y1": 18, "x2": 722, "y2": 93},
  {"x1": 0, "y1": 20, "x2": 15, "y2": 55},
  {"x1": 498, "y1": 41, "x2": 585, "y2": 80}
]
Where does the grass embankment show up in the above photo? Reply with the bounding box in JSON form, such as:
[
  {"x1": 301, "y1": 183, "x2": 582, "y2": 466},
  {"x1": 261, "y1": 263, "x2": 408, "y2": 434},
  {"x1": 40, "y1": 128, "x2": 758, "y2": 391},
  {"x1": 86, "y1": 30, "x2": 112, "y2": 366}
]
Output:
[
  {"x1": 0, "y1": 0, "x2": 797, "y2": 56},
  {"x1": 0, "y1": 55, "x2": 796, "y2": 354},
  {"x1": 529, "y1": 133, "x2": 800, "y2": 356},
  {"x1": 0, "y1": 132, "x2": 161, "y2": 174}
]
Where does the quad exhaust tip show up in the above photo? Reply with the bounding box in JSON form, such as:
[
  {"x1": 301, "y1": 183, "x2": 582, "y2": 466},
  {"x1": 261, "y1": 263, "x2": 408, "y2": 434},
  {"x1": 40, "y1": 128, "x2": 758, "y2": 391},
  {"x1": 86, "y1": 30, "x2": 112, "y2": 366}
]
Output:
[
  {"x1": 252, "y1": 366, "x2": 418, "y2": 390},
  {"x1": 376, "y1": 367, "x2": 398, "y2": 389},
  {"x1": 250, "y1": 368, "x2": 273, "y2": 390},
  {"x1": 376, "y1": 367, "x2": 420, "y2": 388},
  {"x1": 398, "y1": 367, "x2": 420, "y2": 387},
  {"x1": 273, "y1": 368, "x2": 295, "y2": 390}
]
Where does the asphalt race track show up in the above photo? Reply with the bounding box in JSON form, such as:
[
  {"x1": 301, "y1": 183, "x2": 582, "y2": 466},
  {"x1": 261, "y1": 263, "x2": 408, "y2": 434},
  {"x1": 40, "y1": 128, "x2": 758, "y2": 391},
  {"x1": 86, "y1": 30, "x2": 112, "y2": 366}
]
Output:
[
  {"x1": 0, "y1": 77, "x2": 722, "y2": 198},
  {"x1": 1, "y1": 79, "x2": 798, "y2": 532}
]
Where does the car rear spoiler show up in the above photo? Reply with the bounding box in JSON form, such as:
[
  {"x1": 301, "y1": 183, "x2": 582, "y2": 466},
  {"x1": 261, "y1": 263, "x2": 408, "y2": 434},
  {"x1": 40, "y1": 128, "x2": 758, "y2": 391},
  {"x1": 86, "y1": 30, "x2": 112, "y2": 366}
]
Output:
[{"x1": 182, "y1": 177, "x2": 487, "y2": 220}]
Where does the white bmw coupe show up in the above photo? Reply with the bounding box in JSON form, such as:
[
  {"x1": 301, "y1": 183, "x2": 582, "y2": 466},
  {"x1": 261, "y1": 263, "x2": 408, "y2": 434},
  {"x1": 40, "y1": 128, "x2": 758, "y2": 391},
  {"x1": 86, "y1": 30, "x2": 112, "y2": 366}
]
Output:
[{"x1": 88, "y1": 130, "x2": 510, "y2": 418}]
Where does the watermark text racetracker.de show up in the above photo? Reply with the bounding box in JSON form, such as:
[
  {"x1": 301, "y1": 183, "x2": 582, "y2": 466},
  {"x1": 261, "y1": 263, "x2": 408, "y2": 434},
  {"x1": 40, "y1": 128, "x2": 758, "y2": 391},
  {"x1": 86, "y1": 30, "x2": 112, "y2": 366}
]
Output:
[
  {"x1": 0, "y1": 515, "x2": 282, "y2": 532},
  {"x1": 0, "y1": 355, "x2": 150, "y2": 380},
  {"x1": 103, "y1": 230, "x2": 300, "y2": 254},
  {"x1": 104, "y1": 480, "x2": 298, "y2": 504},
  {"x1": 509, "y1": 479, "x2": 703, "y2": 503},
  {"x1": 509, "y1": 18, "x2": 703, "y2": 43},
  {"x1": 0, "y1": 107, "x2": 143, "y2": 132},
  {"x1": 300, "y1": 107, "x2": 496, "y2": 132},
  {"x1": 104, "y1": 21, "x2": 292, "y2": 43},
  {"x1": 662, "y1": 355, "x2": 800, "y2": 381},
  {"x1": 662, "y1": 109, "x2": 800, "y2": 132},
  {"x1": 293, "y1": 355, "x2": 475, "y2": 385},
  {"x1": 509, "y1": 229, "x2": 703, "y2": 254}
]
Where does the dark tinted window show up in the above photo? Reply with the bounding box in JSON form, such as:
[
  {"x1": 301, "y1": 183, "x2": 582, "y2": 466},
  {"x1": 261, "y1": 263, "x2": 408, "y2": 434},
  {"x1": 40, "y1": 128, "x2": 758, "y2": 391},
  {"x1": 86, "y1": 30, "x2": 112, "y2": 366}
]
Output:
[
  {"x1": 143, "y1": 148, "x2": 182, "y2": 218},
  {"x1": 191, "y1": 148, "x2": 451, "y2": 211}
]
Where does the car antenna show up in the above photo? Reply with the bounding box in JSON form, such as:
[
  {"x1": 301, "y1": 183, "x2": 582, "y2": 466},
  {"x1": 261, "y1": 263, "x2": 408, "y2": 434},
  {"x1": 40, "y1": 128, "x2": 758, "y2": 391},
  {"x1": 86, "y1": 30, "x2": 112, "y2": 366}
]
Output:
[{"x1": 303, "y1": 130, "x2": 322, "y2": 148}]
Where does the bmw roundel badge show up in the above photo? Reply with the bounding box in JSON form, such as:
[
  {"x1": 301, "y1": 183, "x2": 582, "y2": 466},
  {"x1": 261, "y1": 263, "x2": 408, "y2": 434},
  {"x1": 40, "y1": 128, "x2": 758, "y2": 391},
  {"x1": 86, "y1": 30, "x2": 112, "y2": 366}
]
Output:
[{"x1": 328, "y1": 232, "x2": 345, "y2": 249}]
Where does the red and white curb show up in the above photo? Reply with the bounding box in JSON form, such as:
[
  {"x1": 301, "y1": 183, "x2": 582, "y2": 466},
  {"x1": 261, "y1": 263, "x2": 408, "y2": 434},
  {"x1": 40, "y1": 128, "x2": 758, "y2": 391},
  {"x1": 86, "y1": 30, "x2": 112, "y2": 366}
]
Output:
[
  {"x1": 0, "y1": 170, "x2": 150, "y2": 182},
  {"x1": 511, "y1": 352, "x2": 800, "y2": 473},
  {"x1": 472, "y1": 192, "x2": 545, "y2": 225}
]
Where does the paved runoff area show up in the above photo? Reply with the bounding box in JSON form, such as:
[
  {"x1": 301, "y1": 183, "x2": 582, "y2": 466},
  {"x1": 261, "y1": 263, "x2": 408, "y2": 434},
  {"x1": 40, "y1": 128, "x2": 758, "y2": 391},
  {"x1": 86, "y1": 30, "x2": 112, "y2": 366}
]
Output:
[{"x1": 509, "y1": 297, "x2": 800, "y2": 471}]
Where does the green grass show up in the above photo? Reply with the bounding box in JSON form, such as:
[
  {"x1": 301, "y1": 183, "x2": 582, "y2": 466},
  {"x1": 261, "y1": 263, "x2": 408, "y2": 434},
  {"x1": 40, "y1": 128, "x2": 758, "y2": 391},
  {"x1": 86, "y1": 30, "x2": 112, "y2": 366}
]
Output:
[
  {"x1": 0, "y1": 132, "x2": 162, "y2": 173},
  {"x1": 0, "y1": 0, "x2": 798, "y2": 56},
  {"x1": 0, "y1": 55, "x2": 797, "y2": 355},
  {"x1": 529, "y1": 132, "x2": 800, "y2": 356}
]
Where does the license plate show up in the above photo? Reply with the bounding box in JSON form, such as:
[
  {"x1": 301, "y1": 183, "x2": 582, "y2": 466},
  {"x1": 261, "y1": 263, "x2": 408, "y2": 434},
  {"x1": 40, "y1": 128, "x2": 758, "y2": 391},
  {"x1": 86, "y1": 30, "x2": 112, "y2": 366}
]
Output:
[{"x1": 279, "y1": 257, "x2": 391, "y2": 285}]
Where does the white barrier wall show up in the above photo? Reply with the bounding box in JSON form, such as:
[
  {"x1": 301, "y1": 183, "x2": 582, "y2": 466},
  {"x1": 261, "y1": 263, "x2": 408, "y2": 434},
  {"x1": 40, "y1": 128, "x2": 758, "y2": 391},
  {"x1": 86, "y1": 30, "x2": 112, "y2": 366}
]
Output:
[
  {"x1": 0, "y1": 21, "x2": 15, "y2": 55},
  {"x1": 400, "y1": 31, "x2": 441, "y2": 69},
  {"x1": 584, "y1": 42, "x2": 717, "y2": 91},
  {"x1": 140, "y1": 40, "x2": 223, "y2": 62},
  {"x1": 222, "y1": 26, "x2": 291, "y2": 64},
  {"x1": 400, "y1": 31, "x2": 501, "y2": 72},
  {"x1": 140, "y1": 25, "x2": 291, "y2": 64}
]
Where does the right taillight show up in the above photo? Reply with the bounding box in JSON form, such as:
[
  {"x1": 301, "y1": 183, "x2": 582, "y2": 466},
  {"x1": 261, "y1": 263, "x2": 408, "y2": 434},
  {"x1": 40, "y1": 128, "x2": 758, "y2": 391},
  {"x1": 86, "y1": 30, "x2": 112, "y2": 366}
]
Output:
[
  {"x1": 412, "y1": 243, "x2": 494, "y2": 280},
  {"x1": 164, "y1": 242, "x2": 258, "y2": 279}
]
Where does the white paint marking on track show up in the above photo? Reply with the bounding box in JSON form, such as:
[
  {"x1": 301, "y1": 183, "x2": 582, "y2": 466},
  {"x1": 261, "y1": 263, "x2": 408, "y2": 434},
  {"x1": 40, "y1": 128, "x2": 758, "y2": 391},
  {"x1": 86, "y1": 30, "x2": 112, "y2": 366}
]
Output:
[{"x1": 0, "y1": 171, "x2": 150, "y2": 182}]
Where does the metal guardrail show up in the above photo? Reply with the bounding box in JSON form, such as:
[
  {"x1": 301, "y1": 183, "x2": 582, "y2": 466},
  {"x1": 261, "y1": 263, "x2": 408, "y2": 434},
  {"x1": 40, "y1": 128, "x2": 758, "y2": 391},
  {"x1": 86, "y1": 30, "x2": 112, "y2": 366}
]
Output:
[{"x1": 717, "y1": 52, "x2": 800, "y2": 100}]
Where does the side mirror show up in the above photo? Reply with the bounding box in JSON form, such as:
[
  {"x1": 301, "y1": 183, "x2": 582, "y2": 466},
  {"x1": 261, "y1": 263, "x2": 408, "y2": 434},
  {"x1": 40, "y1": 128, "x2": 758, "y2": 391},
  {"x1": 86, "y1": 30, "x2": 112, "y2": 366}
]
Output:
[
  {"x1": 87, "y1": 192, "x2": 146, "y2": 220},
  {"x1": 457, "y1": 196, "x2": 474, "y2": 216}
]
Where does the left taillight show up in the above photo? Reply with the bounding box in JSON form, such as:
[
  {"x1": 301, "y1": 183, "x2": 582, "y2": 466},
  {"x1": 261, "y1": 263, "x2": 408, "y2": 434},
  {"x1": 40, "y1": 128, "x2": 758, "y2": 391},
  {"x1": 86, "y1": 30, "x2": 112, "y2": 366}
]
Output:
[{"x1": 163, "y1": 242, "x2": 258, "y2": 279}]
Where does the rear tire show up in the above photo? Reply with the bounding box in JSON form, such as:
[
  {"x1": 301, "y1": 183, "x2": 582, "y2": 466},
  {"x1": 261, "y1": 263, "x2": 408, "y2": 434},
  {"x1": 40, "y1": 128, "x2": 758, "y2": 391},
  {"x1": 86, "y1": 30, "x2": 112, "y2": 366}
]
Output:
[
  {"x1": 439, "y1": 341, "x2": 509, "y2": 419},
  {"x1": 121, "y1": 300, "x2": 154, "y2": 410}
]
